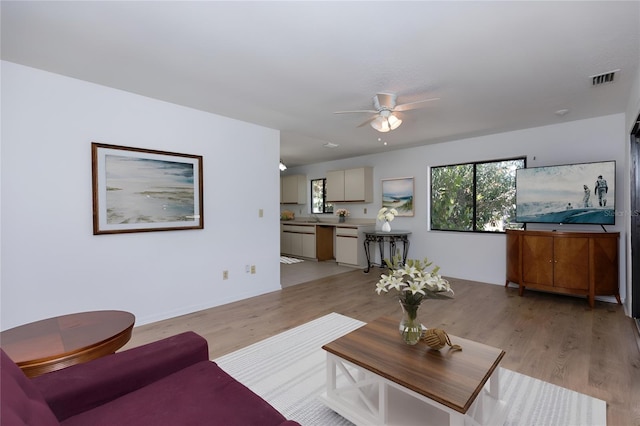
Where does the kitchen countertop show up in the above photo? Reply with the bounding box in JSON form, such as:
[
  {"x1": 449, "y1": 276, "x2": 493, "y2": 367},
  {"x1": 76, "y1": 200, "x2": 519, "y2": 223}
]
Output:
[{"x1": 282, "y1": 219, "x2": 375, "y2": 226}]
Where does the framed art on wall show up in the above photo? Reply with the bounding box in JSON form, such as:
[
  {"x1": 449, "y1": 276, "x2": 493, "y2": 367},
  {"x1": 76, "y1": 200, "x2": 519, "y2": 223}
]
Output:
[
  {"x1": 91, "y1": 142, "x2": 204, "y2": 235},
  {"x1": 382, "y1": 177, "x2": 414, "y2": 217}
]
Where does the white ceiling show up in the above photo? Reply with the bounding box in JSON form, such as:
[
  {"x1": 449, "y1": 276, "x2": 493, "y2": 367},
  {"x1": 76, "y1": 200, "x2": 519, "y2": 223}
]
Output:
[{"x1": 2, "y1": 1, "x2": 639, "y2": 168}]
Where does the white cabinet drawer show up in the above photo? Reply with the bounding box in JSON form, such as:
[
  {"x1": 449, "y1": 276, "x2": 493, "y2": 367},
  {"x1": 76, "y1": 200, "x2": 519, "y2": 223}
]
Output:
[
  {"x1": 336, "y1": 227, "x2": 358, "y2": 237},
  {"x1": 282, "y1": 225, "x2": 316, "y2": 234}
]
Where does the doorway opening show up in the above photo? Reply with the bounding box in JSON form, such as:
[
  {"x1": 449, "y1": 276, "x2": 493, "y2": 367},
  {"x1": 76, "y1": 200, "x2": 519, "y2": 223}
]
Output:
[{"x1": 631, "y1": 113, "x2": 640, "y2": 331}]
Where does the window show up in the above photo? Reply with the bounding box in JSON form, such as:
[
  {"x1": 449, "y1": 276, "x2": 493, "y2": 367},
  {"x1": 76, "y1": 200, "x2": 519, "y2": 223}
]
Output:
[
  {"x1": 311, "y1": 178, "x2": 333, "y2": 214},
  {"x1": 430, "y1": 157, "x2": 525, "y2": 232}
]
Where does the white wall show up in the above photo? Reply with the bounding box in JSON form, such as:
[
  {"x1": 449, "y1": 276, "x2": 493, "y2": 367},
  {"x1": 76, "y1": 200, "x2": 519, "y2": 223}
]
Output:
[
  {"x1": 287, "y1": 114, "x2": 629, "y2": 303},
  {"x1": 1, "y1": 61, "x2": 281, "y2": 329}
]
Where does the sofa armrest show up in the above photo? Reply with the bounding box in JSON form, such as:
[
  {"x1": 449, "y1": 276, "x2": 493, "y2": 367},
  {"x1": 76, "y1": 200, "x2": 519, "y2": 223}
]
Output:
[{"x1": 31, "y1": 331, "x2": 209, "y2": 421}]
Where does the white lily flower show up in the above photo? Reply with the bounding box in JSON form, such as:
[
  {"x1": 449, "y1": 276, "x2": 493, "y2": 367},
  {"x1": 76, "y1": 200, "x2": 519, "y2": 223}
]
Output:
[
  {"x1": 387, "y1": 275, "x2": 406, "y2": 291},
  {"x1": 375, "y1": 256, "x2": 453, "y2": 304},
  {"x1": 414, "y1": 273, "x2": 430, "y2": 287},
  {"x1": 375, "y1": 281, "x2": 389, "y2": 295},
  {"x1": 403, "y1": 280, "x2": 426, "y2": 296},
  {"x1": 402, "y1": 265, "x2": 420, "y2": 279}
]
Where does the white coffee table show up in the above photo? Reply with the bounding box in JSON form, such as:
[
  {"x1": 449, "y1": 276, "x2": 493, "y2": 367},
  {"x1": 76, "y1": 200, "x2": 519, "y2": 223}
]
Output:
[{"x1": 320, "y1": 316, "x2": 507, "y2": 426}]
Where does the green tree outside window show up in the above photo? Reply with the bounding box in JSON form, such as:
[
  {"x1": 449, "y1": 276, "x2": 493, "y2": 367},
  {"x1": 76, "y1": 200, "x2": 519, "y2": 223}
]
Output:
[
  {"x1": 431, "y1": 158, "x2": 525, "y2": 232},
  {"x1": 311, "y1": 178, "x2": 333, "y2": 214}
]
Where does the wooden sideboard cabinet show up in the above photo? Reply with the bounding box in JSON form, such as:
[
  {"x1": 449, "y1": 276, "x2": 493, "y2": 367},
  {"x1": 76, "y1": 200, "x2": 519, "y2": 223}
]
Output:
[{"x1": 505, "y1": 229, "x2": 620, "y2": 308}]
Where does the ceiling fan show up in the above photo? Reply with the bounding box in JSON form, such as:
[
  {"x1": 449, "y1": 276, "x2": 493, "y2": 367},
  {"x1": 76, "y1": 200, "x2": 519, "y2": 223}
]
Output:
[{"x1": 334, "y1": 93, "x2": 439, "y2": 133}]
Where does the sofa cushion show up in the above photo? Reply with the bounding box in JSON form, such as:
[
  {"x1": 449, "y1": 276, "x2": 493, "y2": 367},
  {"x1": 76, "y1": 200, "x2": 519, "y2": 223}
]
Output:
[
  {"x1": 60, "y1": 360, "x2": 289, "y2": 426},
  {"x1": 33, "y1": 331, "x2": 210, "y2": 421},
  {"x1": 0, "y1": 350, "x2": 59, "y2": 426}
]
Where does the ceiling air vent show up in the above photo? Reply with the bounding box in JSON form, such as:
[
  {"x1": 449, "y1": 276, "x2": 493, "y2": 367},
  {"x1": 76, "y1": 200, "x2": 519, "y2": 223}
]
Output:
[{"x1": 590, "y1": 69, "x2": 619, "y2": 86}]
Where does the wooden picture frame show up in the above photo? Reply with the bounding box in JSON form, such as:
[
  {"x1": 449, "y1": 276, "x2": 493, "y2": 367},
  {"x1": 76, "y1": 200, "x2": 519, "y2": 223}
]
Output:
[
  {"x1": 91, "y1": 142, "x2": 203, "y2": 235},
  {"x1": 382, "y1": 177, "x2": 414, "y2": 217}
]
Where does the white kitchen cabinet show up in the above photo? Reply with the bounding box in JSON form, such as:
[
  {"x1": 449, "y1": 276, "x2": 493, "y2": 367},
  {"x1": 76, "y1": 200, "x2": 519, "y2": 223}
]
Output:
[
  {"x1": 336, "y1": 231, "x2": 359, "y2": 266},
  {"x1": 280, "y1": 174, "x2": 307, "y2": 204},
  {"x1": 326, "y1": 167, "x2": 372, "y2": 203},
  {"x1": 302, "y1": 233, "x2": 316, "y2": 258},
  {"x1": 290, "y1": 233, "x2": 303, "y2": 256},
  {"x1": 281, "y1": 223, "x2": 316, "y2": 258},
  {"x1": 282, "y1": 222, "x2": 374, "y2": 265},
  {"x1": 345, "y1": 167, "x2": 373, "y2": 202},
  {"x1": 281, "y1": 228, "x2": 292, "y2": 254},
  {"x1": 326, "y1": 170, "x2": 345, "y2": 202},
  {"x1": 335, "y1": 225, "x2": 374, "y2": 267}
]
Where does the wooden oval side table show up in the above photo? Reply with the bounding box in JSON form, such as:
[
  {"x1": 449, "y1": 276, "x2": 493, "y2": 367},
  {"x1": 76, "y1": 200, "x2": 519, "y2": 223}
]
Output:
[{"x1": 0, "y1": 310, "x2": 135, "y2": 377}]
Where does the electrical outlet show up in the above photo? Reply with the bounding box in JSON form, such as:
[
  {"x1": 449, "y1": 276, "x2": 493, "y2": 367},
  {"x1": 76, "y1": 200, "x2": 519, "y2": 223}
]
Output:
[
  {"x1": 251, "y1": 265, "x2": 256, "y2": 274},
  {"x1": 364, "y1": 208, "x2": 367, "y2": 214},
  {"x1": 259, "y1": 208, "x2": 263, "y2": 218},
  {"x1": 223, "y1": 270, "x2": 229, "y2": 280},
  {"x1": 245, "y1": 265, "x2": 250, "y2": 273}
]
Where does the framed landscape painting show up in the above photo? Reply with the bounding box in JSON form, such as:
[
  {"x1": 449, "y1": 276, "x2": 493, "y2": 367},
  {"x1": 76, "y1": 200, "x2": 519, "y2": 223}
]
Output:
[
  {"x1": 382, "y1": 177, "x2": 414, "y2": 216},
  {"x1": 92, "y1": 142, "x2": 204, "y2": 235}
]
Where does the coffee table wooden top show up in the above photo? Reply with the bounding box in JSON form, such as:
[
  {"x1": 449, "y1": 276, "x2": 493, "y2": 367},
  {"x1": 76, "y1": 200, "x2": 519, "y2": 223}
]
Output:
[
  {"x1": 322, "y1": 315, "x2": 505, "y2": 414},
  {"x1": 0, "y1": 310, "x2": 135, "y2": 378}
]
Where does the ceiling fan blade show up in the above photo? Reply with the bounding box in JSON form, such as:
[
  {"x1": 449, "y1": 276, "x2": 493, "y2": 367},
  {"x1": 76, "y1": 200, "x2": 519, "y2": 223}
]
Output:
[
  {"x1": 393, "y1": 97, "x2": 440, "y2": 112},
  {"x1": 334, "y1": 110, "x2": 378, "y2": 114},
  {"x1": 356, "y1": 115, "x2": 378, "y2": 127}
]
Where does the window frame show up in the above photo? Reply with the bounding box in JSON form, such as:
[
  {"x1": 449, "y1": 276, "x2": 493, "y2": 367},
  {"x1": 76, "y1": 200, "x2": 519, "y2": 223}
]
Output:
[{"x1": 429, "y1": 156, "x2": 526, "y2": 233}]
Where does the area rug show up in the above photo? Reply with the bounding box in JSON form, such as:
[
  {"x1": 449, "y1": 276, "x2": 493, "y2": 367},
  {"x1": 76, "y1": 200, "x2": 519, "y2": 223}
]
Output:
[
  {"x1": 215, "y1": 313, "x2": 607, "y2": 426},
  {"x1": 280, "y1": 256, "x2": 304, "y2": 264}
]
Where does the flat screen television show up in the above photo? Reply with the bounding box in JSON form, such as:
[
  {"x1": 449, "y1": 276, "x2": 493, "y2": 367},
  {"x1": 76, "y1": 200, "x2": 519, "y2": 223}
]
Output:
[{"x1": 515, "y1": 160, "x2": 615, "y2": 225}]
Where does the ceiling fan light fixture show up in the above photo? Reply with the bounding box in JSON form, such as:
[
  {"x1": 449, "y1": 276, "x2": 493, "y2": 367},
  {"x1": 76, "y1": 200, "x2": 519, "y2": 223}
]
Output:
[
  {"x1": 371, "y1": 112, "x2": 401, "y2": 133},
  {"x1": 336, "y1": 92, "x2": 438, "y2": 133},
  {"x1": 371, "y1": 115, "x2": 390, "y2": 132},
  {"x1": 387, "y1": 114, "x2": 402, "y2": 130}
]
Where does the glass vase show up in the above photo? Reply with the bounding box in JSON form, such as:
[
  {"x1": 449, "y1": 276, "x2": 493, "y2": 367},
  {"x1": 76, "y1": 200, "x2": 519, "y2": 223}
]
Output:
[
  {"x1": 399, "y1": 301, "x2": 423, "y2": 345},
  {"x1": 382, "y1": 221, "x2": 391, "y2": 232},
  {"x1": 339, "y1": 216, "x2": 346, "y2": 223}
]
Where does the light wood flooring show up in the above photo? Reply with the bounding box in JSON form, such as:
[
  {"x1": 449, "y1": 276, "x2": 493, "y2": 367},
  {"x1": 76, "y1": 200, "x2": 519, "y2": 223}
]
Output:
[
  {"x1": 123, "y1": 266, "x2": 640, "y2": 426},
  {"x1": 280, "y1": 259, "x2": 356, "y2": 288}
]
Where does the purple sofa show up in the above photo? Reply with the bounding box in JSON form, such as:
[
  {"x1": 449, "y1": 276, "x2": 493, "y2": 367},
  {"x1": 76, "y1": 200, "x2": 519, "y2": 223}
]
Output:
[{"x1": 1, "y1": 331, "x2": 300, "y2": 426}]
